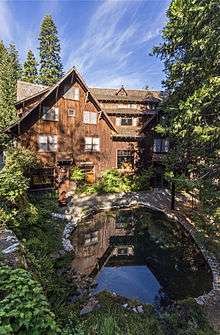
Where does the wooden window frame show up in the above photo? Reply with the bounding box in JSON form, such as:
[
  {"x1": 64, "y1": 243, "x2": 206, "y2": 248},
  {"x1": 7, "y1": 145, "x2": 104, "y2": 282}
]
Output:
[
  {"x1": 38, "y1": 134, "x2": 58, "y2": 152},
  {"x1": 83, "y1": 111, "x2": 97, "y2": 124},
  {"x1": 84, "y1": 137, "x2": 100, "y2": 152},
  {"x1": 42, "y1": 107, "x2": 59, "y2": 121},
  {"x1": 120, "y1": 117, "x2": 133, "y2": 126},
  {"x1": 67, "y1": 108, "x2": 76, "y2": 117}
]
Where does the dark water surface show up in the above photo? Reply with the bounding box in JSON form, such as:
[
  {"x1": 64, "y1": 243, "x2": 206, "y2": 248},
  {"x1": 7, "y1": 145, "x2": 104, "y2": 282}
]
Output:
[{"x1": 71, "y1": 207, "x2": 212, "y2": 305}]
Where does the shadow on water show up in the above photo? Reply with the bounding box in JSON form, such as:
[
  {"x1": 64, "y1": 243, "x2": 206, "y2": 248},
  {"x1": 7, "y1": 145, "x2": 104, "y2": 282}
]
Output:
[{"x1": 71, "y1": 207, "x2": 212, "y2": 306}]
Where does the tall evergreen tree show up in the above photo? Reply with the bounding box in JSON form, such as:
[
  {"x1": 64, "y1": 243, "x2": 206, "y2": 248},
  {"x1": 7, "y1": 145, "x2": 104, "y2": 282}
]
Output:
[
  {"x1": 38, "y1": 15, "x2": 63, "y2": 85},
  {"x1": 154, "y1": 0, "x2": 220, "y2": 227},
  {"x1": 0, "y1": 43, "x2": 20, "y2": 148},
  {"x1": 22, "y1": 50, "x2": 38, "y2": 83},
  {"x1": 8, "y1": 43, "x2": 22, "y2": 80}
]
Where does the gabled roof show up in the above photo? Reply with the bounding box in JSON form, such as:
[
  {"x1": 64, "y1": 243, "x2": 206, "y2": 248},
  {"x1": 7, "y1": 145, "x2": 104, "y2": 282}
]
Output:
[
  {"x1": 89, "y1": 87, "x2": 161, "y2": 103},
  {"x1": 17, "y1": 81, "x2": 49, "y2": 101},
  {"x1": 6, "y1": 67, "x2": 117, "y2": 136}
]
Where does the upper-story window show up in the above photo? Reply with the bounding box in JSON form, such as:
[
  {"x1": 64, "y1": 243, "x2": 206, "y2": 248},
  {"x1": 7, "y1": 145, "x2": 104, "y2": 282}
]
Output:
[
  {"x1": 67, "y1": 108, "x2": 76, "y2": 117},
  {"x1": 84, "y1": 137, "x2": 100, "y2": 152},
  {"x1": 38, "y1": 135, "x2": 58, "y2": 152},
  {"x1": 83, "y1": 111, "x2": 97, "y2": 124},
  {"x1": 120, "y1": 117, "x2": 133, "y2": 126},
  {"x1": 64, "y1": 86, "x2": 80, "y2": 101},
  {"x1": 42, "y1": 107, "x2": 59, "y2": 121},
  {"x1": 153, "y1": 138, "x2": 169, "y2": 153}
]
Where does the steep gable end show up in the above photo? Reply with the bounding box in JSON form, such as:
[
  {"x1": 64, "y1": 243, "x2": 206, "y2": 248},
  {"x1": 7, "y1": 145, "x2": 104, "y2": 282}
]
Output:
[{"x1": 5, "y1": 67, "x2": 117, "y2": 136}]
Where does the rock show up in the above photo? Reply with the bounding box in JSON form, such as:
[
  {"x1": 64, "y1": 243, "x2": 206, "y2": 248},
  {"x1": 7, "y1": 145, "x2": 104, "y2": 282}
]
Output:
[
  {"x1": 122, "y1": 303, "x2": 128, "y2": 308},
  {"x1": 136, "y1": 305, "x2": 144, "y2": 313},
  {"x1": 80, "y1": 298, "x2": 101, "y2": 316}
]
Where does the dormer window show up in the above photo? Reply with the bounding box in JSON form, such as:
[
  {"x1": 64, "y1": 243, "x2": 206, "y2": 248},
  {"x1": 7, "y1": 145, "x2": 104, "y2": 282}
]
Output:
[
  {"x1": 116, "y1": 86, "x2": 128, "y2": 96},
  {"x1": 42, "y1": 107, "x2": 59, "y2": 121}
]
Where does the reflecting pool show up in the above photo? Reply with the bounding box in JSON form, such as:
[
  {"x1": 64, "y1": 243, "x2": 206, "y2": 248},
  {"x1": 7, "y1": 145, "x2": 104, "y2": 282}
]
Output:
[{"x1": 71, "y1": 207, "x2": 212, "y2": 305}]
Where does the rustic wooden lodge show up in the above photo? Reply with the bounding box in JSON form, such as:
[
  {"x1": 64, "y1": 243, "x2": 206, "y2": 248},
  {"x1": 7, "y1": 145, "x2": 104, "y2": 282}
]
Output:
[{"x1": 5, "y1": 67, "x2": 169, "y2": 189}]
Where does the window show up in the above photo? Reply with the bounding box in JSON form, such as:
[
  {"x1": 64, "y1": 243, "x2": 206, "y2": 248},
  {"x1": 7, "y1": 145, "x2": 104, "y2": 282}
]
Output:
[
  {"x1": 84, "y1": 137, "x2": 100, "y2": 152},
  {"x1": 120, "y1": 117, "x2": 133, "y2": 126},
  {"x1": 64, "y1": 86, "x2": 80, "y2": 101},
  {"x1": 83, "y1": 111, "x2": 97, "y2": 124},
  {"x1": 84, "y1": 231, "x2": 99, "y2": 245},
  {"x1": 117, "y1": 150, "x2": 134, "y2": 169},
  {"x1": 153, "y1": 138, "x2": 169, "y2": 153},
  {"x1": 42, "y1": 107, "x2": 59, "y2": 121},
  {"x1": 38, "y1": 135, "x2": 58, "y2": 152},
  {"x1": 67, "y1": 108, "x2": 75, "y2": 117}
]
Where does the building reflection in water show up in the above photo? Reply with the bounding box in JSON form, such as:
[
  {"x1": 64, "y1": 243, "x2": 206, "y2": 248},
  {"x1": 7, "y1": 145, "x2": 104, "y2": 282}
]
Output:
[{"x1": 70, "y1": 208, "x2": 213, "y2": 304}]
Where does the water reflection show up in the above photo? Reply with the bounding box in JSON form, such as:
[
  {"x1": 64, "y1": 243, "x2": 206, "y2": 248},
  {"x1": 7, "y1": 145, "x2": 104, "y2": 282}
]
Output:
[{"x1": 71, "y1": 207, "x2": 212, "y2": 304}]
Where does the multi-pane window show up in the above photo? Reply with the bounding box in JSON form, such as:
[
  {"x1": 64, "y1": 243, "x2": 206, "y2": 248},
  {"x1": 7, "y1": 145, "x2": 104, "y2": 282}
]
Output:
[
  {"x1": 153, "y1": 138, "x2": 169, "y2": 153},
  {"x1": 38, "y1": 135, "x2": 58, "y2": 152},
  {"x1": 120, "y1": 117, "x2": 133, "y2": 126},
  {"x1": 64, "y1": 86, "x2": 80, "y2": 101},
  {"x1": 84, "y1": 137, "x2": 100, "y2": 152},
  {"x1": 83, "y1": 111, "x2": 97, "y2": 124},
  {"x1": 84, "y1": 231, "x2": 99, "y2": 245},
  {"x1": 117, "y1": 150, "x2": 134, "y2": 169},
  {"x1": 42, "y1": 107, "x2": 59, "y2": 121},
  {"x1": 67, "y1": 108, "x2": 76, "y2": 117}
]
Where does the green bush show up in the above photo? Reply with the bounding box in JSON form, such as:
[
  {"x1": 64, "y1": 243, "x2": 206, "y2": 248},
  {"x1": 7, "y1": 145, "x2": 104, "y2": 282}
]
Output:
[
  {"x1": 70, "y1": 167, "x2": 85, "y2": 183},
  {"x1": 0, "y1": 266, "x2": 59, "y2": 335},
  {"x1": 79, "y1": 168, "x2": 154, "y2": 195}
]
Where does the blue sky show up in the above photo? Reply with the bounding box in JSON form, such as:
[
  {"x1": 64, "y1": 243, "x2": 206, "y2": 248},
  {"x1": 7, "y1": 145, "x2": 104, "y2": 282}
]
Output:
[{"x1": 0, "y1": 0, "x2": 170, "y2": 89}]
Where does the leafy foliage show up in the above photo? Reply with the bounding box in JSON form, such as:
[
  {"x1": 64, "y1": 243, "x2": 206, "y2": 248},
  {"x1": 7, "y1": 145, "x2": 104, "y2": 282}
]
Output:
[
  {"x1": 0, "y1": 266, "x2": 59, "y2": 335},
  {"x1": 22, "y1": 50, "x2": 38, "y2": 83},
  {"x1": 153, "y1": 0, "x2": 220, "y2": 229},
  {"x1": 0, "y1": 148, "x2": 38, "y2": 228},
  {"x1": 38, "y1": 15, "x2": 63, "y2": 85},
  {"x1": 76, "y1": 168, "x2": 153, "y2": 195},
  {"x1": 70, "y1": 167, "x2": 85, "y2": 183}
]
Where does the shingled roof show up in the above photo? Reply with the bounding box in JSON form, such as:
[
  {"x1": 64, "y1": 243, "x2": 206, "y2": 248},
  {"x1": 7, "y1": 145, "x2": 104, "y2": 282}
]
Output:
[
  {"x1": 89, "y1": 87, "x2": 161, "y2": 103},
  {"x1": 17, "y1": 81, "x2": 49, "y2": 101},
  {"x1": 16, "y1": 82, "x2": 162, "y2": 105}
]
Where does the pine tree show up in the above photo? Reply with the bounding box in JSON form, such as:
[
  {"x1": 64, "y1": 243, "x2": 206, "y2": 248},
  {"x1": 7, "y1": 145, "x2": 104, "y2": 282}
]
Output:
[
  {"x1": 38, "y1": 15, "x2": 63, "y2": 85},
  {"x1": 0, "y1": 43, "x2": 20, "y2": 148},
  {"x1": 22, "y1": 50, "x2": 38, "y2": 83},
  {"x1": 8, "y1": 43, "x2": 22, "y2": 80},
  {"x1": 154, "y1": 0, "x2": 220, "y2": 227}
]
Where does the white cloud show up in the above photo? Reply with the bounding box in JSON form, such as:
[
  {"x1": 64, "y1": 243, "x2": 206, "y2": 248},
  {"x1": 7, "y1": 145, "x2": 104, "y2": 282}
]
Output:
[{"x1": 0, "y1": 1, "x2": 13, "y2": 41}]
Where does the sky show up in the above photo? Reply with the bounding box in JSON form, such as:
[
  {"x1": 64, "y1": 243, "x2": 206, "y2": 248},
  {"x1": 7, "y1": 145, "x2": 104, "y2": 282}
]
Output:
[{"x1": 0, "y1": 0, "x2": 170, "y2": 90}]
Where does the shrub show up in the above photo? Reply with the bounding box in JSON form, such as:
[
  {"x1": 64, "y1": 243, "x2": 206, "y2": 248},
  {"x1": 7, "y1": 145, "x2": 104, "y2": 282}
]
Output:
[
  {"x1": 0, "y1": 266, "x2": 59, "y2": 335},
  {"x1": 70, "y1": 167, "x2": 85, "y2": 183}
]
